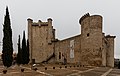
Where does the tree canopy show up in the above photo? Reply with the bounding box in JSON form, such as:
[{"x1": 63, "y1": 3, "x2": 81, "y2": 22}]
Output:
[
  {"x1": 16, "y1": 35, "x2": 22, "y2": 65},
  {"x1": 21, "y1": 31, "x2": 30, "y2": 64},
  {"x1": 2, "y1": 6, "x2": 13, "y2": 67}
]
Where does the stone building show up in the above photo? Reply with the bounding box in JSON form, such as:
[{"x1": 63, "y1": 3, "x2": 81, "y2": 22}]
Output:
[{"x1": 28, "y1": 13, "x2": 116, "y2": 67}]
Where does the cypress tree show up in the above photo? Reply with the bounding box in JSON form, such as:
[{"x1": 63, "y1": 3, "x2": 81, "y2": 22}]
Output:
[
  {"x1": 2, "y1": 6, "x2": 13, "y2": 67},
  {"x1": 21, "y1": 31, "x2": 27, "y2": 64},
  {"x1": 26, "y1": 39, "x2": 30, "y2": 64},
  {"x1": 16, "y1": 35, "x2": 22, "y2": 65}
]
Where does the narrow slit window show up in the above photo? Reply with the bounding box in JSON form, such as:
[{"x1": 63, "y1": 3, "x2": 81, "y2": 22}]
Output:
[{"x1": 59, "y1": 52, "x2": 61, "y2": 59}]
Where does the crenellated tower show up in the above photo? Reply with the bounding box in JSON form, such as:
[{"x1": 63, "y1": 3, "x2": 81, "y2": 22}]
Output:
[{"x1": 28, "y1": 18, "x2": 55, "y2": 63}]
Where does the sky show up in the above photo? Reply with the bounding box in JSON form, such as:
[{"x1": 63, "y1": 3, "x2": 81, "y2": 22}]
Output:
[{"x1": 0, "y1": 0, "x2": 120, "y2": 58}]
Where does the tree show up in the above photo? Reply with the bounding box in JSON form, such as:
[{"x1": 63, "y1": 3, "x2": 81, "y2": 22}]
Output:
[
  {"x1": 21, "y1": 31, "x2": 29, "y2": 64},
  {"x1": 16, "y1": 35, "x2": 22, "y2": 65},
  {"x1": 21, "y1": 31, "x2": 26, "y2": 64},
  {"x1": 26, "y1": 39, "x2": 30, "y2": 64},
  {"x1": 2, "y1": 7, "x2": 13, "y2": 67}
]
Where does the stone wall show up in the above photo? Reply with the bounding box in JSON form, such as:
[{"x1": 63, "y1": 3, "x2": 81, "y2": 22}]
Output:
[
  {"x1": 55, "y1": 35, "x2": 81, "y2": 64},
  {"x1": 28, "y1": 13, "x2": 115, "y2": 67}
]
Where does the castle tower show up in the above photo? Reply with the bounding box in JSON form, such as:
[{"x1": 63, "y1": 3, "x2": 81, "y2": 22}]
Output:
[
  {"x1": 79, "y1": 13, "x2": 103, "y2": 66},
  {"x1": 105, "y1": 35, "x2": 116, "y2": 67},
  {"x1": 28, "y1": 18, "x2": 55, "y2": 63}
]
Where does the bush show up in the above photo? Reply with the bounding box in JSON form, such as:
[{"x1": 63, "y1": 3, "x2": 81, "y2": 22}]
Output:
[
  {"x1": 3, "y1": 70, "x2": 7, "y2": 74},
  {"x1": 65, "y1": 66, "x2": 67, "y2": 68},
  {"x1": 60, "y1": 66, "x2": 62, "y2": 69},
  {"x1": 21, "y1": 68, "x2": 24, "y2": 72}
]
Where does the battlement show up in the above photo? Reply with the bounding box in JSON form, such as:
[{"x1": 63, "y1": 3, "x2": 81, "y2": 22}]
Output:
[
  {"x1": 47, "y1": 18, "x2": 52, "y2": 21},
  {"x1": 27, "y1": 18, "x2": 33, "y2": 21},
  {"x1": 28, "y1": 18, "x2": 52, "y2": 26},
  {"x1": 79, "y1": 13, "x2": 102, "y2": 25},
  {"x1": 105, "y1": 35, "x2": 116, "y2": 38},
  {"x1": 79, "y1": 13, "x2": 90, "y2": 24}
]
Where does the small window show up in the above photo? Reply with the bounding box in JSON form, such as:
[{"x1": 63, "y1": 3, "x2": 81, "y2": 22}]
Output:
[
  {"x1": 59, "y1": 52, "x2": 61, "y2": 59},
  {"x1": 87, "y1": 33, "x2": 89, "y2": 37}
]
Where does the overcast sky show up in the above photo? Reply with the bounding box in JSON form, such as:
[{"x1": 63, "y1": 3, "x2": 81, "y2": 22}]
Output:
[{"x1": 0, "y1": 0, "x2": 120, "y2": 58}]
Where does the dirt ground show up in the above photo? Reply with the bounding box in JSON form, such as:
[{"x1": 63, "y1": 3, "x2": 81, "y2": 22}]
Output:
[{"x1": 0, "y1": 64, "x2": 120, "y2": 76}]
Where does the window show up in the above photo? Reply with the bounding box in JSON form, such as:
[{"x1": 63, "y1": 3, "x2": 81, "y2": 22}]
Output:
[
  {"x1": 59, "y1": 52, "x2": 61, "y2": 59},
  {"x1": 87, "y1": 33, "x2": 89, "y2": 37}
]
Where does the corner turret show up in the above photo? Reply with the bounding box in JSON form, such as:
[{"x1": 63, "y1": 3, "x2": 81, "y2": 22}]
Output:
[
  {"x1": 47, "y1": 18, "x2": 53, "y2": 21},
  {"x1": 27, "y1": 18, "x2": 33, "y2": 64},
  {"x1": 47, "y1": 18, "x2": 53, "y2": 26},
  {"x1": 105, "y1": 35, "x2": 116, "y2": 67},
  {"x1": 27, "y1": 18, "x2": 33, "y2": 23}
]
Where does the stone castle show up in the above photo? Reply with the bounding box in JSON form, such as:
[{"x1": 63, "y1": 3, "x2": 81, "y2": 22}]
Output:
[{"x1": 28, "y1": 13, "x2": 116, "y2": 67}]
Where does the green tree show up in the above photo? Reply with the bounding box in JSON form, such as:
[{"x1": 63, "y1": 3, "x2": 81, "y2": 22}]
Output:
[
  {"x1": 16, "y1": 35, "x2": 22, "y2": 65},
  {"x1": 21, "y1": 31, "x2": 28, "y2": 64},
  {"x1": 26, "y1": 39, "x2": 30, "y2": 64},
  {"x1": 2, "y1": 6, "x2": 13, "y2": 67}
]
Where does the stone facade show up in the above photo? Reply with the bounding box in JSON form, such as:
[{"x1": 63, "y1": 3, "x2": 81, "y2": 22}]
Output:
[
  {"x1": 28, "y1": 13, "x2": 115, "y2": 67},
  {"x1": 28, "y1": 18, "x2": 55, "y2": 63}
]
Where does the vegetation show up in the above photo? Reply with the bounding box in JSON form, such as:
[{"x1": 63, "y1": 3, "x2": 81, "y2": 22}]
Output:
[
  {"x1": 21, "y1": 31, "x2": 29, "y2": 64},
  {"x1": 16, "y1": 35, "x2": 22, "y2": 65},
  {"x1": 26, "y1": 39, "x2": 30, "y2": 64},
  {"x1": 2, "y1": 7, "x2": 13, "y2": 67},
  {"x1": 16, "y1": 32, "x2": 30, "y2": 65}
]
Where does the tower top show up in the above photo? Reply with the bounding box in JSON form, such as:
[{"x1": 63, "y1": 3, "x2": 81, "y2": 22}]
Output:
[
  {"x1": 79, "y1": 13, "x2": 90, "y2": 24},
  {"x1": 27, "y1": 18, "x2": 33, "y2": 22},
  {"x1": 105, "y1": 35, "x2": 116, "y2": 38},
  {"x1": 47, "y1": 18, "x2": 53, "y2": 21}
]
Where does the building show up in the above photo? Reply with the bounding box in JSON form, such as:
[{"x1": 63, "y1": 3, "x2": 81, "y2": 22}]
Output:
[{"x1": 28, "y1": 13, "x2": 116, "y2": 67}]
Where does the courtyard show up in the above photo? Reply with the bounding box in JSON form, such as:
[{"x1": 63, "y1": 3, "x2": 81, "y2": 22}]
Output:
[{"x1": 0, "y1": 64, "x2": 120, "y2": 76}]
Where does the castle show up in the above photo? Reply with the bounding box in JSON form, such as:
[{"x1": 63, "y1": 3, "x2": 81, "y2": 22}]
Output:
[{"x1": 28, "y1": 13, "x2": 116, "y2": 67}]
